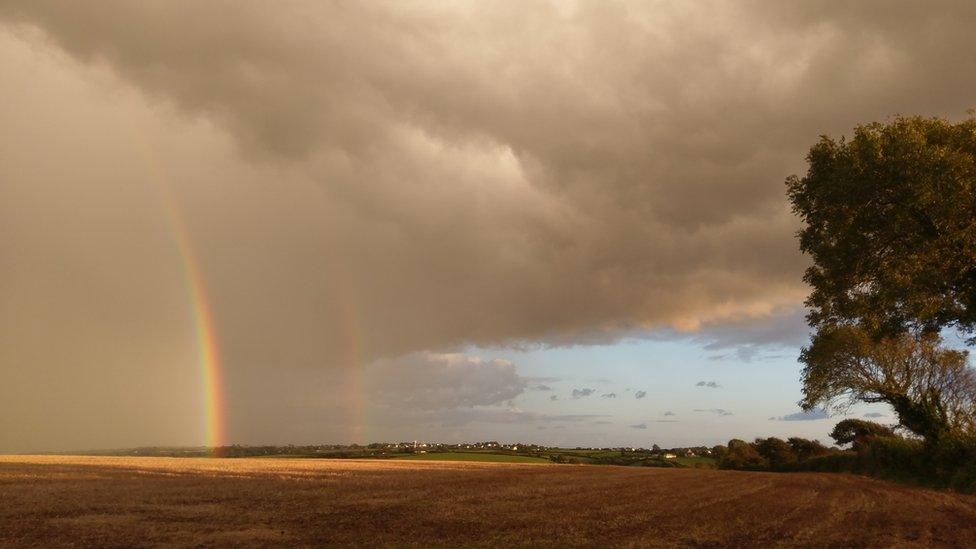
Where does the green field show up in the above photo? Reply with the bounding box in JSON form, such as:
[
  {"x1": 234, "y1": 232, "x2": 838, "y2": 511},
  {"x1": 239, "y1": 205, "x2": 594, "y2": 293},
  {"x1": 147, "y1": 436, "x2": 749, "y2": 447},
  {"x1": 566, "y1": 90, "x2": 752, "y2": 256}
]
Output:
[
  {"x1": 392, "y1": 452, "x2": 550, "y2": 464},
  {"x1": 672, "y1": 456, "x2": 717, "y2": 468}
]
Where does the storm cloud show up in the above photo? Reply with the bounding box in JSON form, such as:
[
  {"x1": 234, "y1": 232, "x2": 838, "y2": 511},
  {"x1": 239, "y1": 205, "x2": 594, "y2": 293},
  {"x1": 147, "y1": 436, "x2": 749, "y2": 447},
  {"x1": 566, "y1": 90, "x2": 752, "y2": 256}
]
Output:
[{"x1": 2, "y1": 1, "x2": 975, "y2": 450}]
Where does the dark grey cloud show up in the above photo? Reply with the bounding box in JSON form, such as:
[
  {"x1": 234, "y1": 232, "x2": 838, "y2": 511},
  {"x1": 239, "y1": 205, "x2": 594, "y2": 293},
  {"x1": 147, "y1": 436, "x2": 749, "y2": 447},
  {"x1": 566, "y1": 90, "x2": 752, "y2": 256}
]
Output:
[
  {"x1": 629, "y1": 423, "x2": 647, "y2": 430},
  {"x1": 531, "y1": 384, "x2": 553, "y2": 391},
  {"x1": 601, "y1": 393, "x2": 617, "y2": 399},
  {"x1": 592, "y1": 420, "x2": 613, "y2": 425},
  {"x1": 571, "y1": 388, "x2": 596, "y2": 399},
  {"x1": 663, "y1": 411, "x2": 676, "y2": 417},
  {"x1": 695, "y1": 381, "x2": 721, "y2": 389},
  {"x1": 771, "y1": 408, "x2": 829, "y2": 421},
  {"x1": 863, "y1": 412, "x2": 886, "y2": 418},
  {"x1": 634, "y1": 390, "x2": 647, "y2": 399},
  {"x1": 549, "y1": 395, "x2": 558, "y2": 402}
]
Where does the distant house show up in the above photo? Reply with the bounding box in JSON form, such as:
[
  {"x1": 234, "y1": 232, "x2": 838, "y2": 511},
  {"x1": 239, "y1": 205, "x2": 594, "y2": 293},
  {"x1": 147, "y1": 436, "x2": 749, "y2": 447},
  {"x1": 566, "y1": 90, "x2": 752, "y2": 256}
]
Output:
[{"x1": 663, "y1": 453, "x2": 677, "y2": 459}]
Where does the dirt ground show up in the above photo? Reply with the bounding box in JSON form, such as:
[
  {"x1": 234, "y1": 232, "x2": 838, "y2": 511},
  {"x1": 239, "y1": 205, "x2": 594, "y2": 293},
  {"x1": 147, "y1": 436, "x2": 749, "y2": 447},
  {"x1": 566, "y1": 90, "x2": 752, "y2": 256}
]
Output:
[{"x1": 2, "y1": 455, "x2": 976, "y2": 547}]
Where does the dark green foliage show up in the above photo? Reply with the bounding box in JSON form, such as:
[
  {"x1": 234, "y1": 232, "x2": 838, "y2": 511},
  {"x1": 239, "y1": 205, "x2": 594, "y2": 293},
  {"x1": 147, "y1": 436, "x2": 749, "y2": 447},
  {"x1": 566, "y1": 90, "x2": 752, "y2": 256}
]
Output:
[
  {"x1": 786, "y1": 115, "x2": 976, "y2": 338},
  {"x1": 710, "y1": 444, "x2": 727, "y2": 459},
  {"x1": 719, "y1": 439, "x2": 768, "y2": 471},
  {"x1": 787, "y1": 437, "x2": 831, "y2": 461},
  {"x1": 860, "y1": 436, "x2": 926, "y2": 476},
  {"x1": 800, "y1": 452, "x2": 857, "y2": 472},
  {"x1": 814, "y1": 422, "x2": 976, "y2": 492},
  {"x1": 830, "y1": 419, "x2": 895, "y2": 450},
  {"x1": 754, "y1": 437, "x2": 798, "y2": 470}
]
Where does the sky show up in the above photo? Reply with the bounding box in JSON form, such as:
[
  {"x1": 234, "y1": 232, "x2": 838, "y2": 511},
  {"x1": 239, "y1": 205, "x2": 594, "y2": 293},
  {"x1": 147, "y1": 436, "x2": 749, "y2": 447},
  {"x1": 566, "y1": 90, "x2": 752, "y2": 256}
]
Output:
[{"x1": 1, "y1": 1, "x2": 974, "y2": 453}]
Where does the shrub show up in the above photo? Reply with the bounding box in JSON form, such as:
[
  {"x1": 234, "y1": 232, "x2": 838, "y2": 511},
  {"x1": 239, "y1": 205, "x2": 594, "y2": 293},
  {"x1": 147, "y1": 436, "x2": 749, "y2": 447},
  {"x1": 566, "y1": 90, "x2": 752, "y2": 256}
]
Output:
[
  {"x1": 787, "y1": 437, "x2": 832, "y2": 462},
  {"x1": 719, "y1": 439, "x2": 769, "y2": 471},
  {"x1": 860, "y1": 436, "x2": 925, "y2": 477},
  {"x1": 801, "y1": 452, "x2": 857, "y2": 472},
  {"x1": 754, "y1": 437, "x2": 798, "y2": 470}
]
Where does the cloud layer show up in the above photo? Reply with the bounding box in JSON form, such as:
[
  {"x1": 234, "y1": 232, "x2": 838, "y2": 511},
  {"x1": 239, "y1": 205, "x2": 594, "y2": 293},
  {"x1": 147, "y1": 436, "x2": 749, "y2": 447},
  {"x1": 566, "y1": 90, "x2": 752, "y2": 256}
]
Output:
[{"x1": 2, "y1": 1, "x2": 975, "y2": 450}]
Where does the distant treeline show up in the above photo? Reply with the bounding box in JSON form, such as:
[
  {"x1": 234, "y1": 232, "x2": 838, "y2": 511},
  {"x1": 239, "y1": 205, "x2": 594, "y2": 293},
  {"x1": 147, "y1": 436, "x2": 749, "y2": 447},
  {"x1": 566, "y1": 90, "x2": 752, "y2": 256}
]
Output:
[{"x1": 88, "y1": 442, "x2": 720, "y2": 468}]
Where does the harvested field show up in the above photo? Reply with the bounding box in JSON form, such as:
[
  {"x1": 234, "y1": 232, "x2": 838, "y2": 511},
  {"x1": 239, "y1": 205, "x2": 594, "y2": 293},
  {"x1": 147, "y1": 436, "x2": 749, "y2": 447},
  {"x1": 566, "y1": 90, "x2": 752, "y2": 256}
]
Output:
[{"x1": 2, "y1": 455, "x2": 976, "y2": 547}]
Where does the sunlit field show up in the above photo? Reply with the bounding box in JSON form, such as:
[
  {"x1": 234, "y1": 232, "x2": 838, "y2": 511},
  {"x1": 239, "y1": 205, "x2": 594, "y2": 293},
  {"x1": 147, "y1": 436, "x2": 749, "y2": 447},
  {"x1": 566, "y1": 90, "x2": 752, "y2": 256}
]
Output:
[{"x1": 3, "y1": 455, "x2": 976, "y2": 547}]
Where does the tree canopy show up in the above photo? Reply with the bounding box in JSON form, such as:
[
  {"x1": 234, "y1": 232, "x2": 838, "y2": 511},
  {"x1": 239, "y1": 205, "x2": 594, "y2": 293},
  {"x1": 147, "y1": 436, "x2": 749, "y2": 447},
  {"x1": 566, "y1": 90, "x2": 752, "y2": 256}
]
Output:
[{"x1": 787, "y1": 115, "x2": 976, "y2": 338}]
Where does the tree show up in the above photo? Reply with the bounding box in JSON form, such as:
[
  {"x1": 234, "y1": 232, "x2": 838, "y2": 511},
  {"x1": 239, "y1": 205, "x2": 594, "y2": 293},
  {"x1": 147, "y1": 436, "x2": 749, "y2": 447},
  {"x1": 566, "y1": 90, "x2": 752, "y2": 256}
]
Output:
[
  {"x1": 719, "y1": 439, "x2": 768, "y2": 470},
  {"x1": 800, "y1": 325, "x2": 976, "y2": 441},
  {"x1": 786, "y1": 437, "x2": 831, "y2": 461},
  {"x1": 710, "y1": 444, "x2": 728, "y2": 459},
  {"x1": 787, "y1": 115, "x2": 976, "y2": 338},
  {"x1": 754, "y1": 437, "x2": 798, "y2": 469},
  {"x1": 829, "y1": 419, "x2": 896, "y2": 451},
  {"x1": 789, "y1": 115, "x2": 976, "y2": 442}
]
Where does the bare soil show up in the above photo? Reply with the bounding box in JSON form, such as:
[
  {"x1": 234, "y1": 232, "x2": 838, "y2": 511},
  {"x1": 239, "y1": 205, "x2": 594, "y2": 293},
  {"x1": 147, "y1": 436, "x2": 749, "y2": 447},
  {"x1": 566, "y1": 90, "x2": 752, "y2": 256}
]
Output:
[{"x1": 2, "y1": 455, "x2": 976, "y2": 547}]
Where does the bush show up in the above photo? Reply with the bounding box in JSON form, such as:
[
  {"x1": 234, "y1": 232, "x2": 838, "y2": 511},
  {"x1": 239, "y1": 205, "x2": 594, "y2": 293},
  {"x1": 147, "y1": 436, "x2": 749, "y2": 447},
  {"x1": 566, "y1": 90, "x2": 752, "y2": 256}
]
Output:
[
  {"x1": 948, "y1": 461, "x2": 976, "y2": 492},
  {"x1": 787, "y1": 437, "x2": 832, "y2": 461},
  {"x1": 800, "y1": 452, "x2": 857, "y2": 472},
  {"x1": 801, "y1": 429, "x2": 976, "y2": 492},
  {"x1": 860, "y1": 436, "x2": 925, "y2": 477},
  {"x1": 719, "y1": 439, "x2": 769, "y2": 471}
]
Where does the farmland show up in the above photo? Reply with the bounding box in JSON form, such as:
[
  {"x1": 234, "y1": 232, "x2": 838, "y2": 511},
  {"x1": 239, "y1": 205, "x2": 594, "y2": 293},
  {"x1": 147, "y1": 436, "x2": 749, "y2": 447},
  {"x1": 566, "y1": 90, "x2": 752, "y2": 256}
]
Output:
[{"x1": 3, "y1": 456, "x2": 976, "y2": 547}]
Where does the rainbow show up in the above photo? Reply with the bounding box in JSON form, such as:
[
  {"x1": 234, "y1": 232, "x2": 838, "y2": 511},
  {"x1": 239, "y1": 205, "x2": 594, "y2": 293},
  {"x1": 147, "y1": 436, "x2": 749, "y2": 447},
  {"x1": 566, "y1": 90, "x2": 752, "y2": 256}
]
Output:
[
  {"x1": 166, "y1": 205, "x2": 227, "y2": 450},
  {"x1": 129, "y1": 129, "x2": 227, "y2": 450},
  {"x1": 340, "y1": 296, "x2": 365, "y2": 444}
]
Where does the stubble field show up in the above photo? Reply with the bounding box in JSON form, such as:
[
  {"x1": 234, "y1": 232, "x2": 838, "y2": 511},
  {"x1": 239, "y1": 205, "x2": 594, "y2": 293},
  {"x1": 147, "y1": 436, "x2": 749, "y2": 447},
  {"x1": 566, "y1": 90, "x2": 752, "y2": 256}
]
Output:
[{"x1": 2, "y1": 455, "x2": 976, "y2": 547}]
